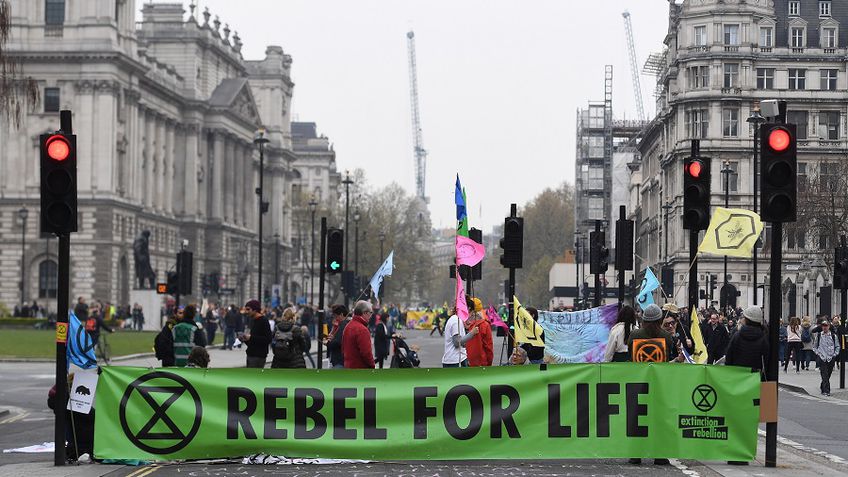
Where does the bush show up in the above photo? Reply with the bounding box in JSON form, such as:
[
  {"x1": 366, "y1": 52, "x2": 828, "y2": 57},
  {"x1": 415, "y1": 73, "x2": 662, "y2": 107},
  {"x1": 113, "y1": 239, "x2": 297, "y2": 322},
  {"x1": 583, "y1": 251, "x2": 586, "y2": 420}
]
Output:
[{"x1": 0, "y1": 318, "x2": 50, "y2": 328}]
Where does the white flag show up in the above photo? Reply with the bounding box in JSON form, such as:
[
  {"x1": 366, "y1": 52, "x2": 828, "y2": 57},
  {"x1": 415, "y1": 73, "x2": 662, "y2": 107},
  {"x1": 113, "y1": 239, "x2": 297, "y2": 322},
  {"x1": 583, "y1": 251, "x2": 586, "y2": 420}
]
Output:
[{"x1": 369, "y1": 251, "x2": 394, "y2": 300}]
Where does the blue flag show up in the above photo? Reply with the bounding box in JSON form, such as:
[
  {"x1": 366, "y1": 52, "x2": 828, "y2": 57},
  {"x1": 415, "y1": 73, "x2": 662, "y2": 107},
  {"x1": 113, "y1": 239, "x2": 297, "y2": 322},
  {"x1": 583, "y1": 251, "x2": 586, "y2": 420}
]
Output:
[
  {"x1": 636, "y1": 268, "x2": 660, "y2": 309},
  {"x1": 67, "y1": 310, "x2": 97, "y2": 369},
  {"x1": 455, "y1": 174, "x2": 466, "y2": 221}
]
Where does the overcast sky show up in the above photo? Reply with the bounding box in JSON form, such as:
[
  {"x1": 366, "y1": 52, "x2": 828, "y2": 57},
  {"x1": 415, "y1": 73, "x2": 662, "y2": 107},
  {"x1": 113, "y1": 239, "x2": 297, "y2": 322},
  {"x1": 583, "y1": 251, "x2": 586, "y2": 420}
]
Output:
[{"x1": 153, "y1": 1, "x2": 670, "y2": 230}]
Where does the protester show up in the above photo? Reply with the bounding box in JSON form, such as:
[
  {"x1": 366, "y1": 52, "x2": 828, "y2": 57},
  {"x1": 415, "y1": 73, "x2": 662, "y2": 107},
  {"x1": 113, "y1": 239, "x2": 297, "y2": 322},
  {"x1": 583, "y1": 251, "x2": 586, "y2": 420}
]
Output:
[
  {"x1": 800, "y1": 317, "x2": 814, "y2": 370},
  {"x1": 520, "y1": 306, "x2": 544, "y2": 365},
  {"x1": 510, "y1": 347, "x2": 528, "y2": 365},
  {"x1": 271, "y1": 308, "x2": 308, "y2": 369},
  {"x1": 374, "y1": 309, "x2": 391, "y2": 368},
  {"x1": 778, "y1": 318, "x2": 787, "y2": 364},
  {"x1": 661, "y1": 316, "x2": 686, "y2": 363},
  {"x1": 48, "y1": 372, "x2": 95, "y2": 462},
  {"x1": 725, "y1": 306, "x2": 769, "y2": 376},
  {"x1": 132, "y1": 303, "x2": 145, "y2": 331},
  {"x1": 834, "y1": 315, "x2": 847, "y2": 369},
  {"x1": 442, "y1": 298, "x2": 479, "y2": 367},
  {"x1": 784, "y1": 316, "x2": 803, "y2": 373},
  {"x1": 204, "y1": 303, "x2": 219, "y2": 345},
  {"x1": 173, "y1": 305, "x2": 203, "y2": 367},
  {"x1": 343, "y1": 300, "x2": 375, "y2": 369},
  {"x1": 186, "y1": 346, "x2": 210, "y2": 368},
  {"x1": 242, "y1": 300, "x2": 272, "y2": 368},
  {"x1": 222, "y1": 304, "x2": 239, "y2": 350},
  {"x1": 74, "y1": 296, "x2": 89, "y2": 322},
  {"x1": 326, "y1": 304, "x2": 350, "y2": 369},
  {"x1": 466, "y1": 298, "x2": 494, "y2": 366},
  {"x1": 701, "y1": 313, "x2": 729, "y2": 364},
  {"x1": 812, "y1": 318, "x2": 841, "y2": 396},
  {"x1": 604, "y1": 305, "x2": 637, "y2": 362},
  {"x1": 154, "y1": 315, "x2": 177, "y2": 367}
]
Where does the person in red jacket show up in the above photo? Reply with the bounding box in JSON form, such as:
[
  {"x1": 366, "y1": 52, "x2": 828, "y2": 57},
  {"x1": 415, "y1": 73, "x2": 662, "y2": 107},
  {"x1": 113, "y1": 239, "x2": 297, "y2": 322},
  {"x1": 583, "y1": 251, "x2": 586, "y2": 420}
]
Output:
[
  {"x1": 343, "y1": 300, "x2": 376, "y2": 369},
  {"x1": 465, "y1": 297, "x2": 493, "y2": 366}
]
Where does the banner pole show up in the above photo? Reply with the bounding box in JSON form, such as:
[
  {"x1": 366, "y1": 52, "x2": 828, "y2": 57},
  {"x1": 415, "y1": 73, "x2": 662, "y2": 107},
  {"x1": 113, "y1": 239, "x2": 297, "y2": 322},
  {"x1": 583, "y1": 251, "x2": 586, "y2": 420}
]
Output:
[{"x1": 317, "y1": 218, "x2": 327, "y2": 369}]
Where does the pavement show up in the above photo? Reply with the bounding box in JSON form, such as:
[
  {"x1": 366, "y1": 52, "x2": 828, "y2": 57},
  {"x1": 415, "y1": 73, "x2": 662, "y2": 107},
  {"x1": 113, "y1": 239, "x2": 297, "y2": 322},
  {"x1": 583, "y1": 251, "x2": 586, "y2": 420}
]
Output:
[{"x1": 777, "y1": 361, "x2": 848, "y2": 399}]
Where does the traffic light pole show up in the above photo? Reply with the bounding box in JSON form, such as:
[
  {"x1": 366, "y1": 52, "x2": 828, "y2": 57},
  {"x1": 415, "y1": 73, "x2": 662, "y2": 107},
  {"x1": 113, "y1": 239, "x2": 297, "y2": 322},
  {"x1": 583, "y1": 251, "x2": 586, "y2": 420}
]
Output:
[
  {"x1": 53, "y1": 110, "x2": 73, "y2": 467},
  {"x1": 317, "y1": 217, "x2": 327, "y2": 369},
  {"x1": 765, "y1": 221, "x2": 782, "y2": 468},
  {"x1": 688, "y1": 230, "x2": 698, "y2": 313}
]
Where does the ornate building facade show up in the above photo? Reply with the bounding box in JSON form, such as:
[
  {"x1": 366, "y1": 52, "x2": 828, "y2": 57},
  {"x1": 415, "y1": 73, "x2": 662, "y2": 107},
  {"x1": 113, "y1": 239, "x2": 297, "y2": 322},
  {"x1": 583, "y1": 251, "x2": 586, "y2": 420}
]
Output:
[
  {"x1": 0, "y1": 1, "x2": 338, "y2": 314},
  {"x1": 634, "y1": 0, "x2": 846, "y2": 316}
]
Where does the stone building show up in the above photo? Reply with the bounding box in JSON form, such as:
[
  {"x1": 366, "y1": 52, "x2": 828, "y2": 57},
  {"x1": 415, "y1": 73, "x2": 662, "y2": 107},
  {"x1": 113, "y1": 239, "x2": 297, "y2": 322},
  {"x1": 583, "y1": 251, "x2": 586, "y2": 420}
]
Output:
[
  {"x1": 0, "y1": 1, "x2": 337, "y2": 314},
  {"x1": 633, "y1": 0, "x2": 846, "y2": 316}
]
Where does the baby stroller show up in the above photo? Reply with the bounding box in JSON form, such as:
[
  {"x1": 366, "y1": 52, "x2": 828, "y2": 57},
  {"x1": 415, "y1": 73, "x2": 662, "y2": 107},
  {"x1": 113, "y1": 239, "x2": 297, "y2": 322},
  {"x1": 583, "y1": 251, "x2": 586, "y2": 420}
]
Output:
[{"x1": 390, "y1": 335, "x2": 420, "y2": 368}]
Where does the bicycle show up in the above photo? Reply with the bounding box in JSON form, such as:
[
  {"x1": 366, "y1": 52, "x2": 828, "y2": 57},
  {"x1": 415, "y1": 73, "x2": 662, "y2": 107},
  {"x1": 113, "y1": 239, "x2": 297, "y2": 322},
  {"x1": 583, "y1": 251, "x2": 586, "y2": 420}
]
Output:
[{"x1": 96, "y1": 333, "x2": 112, "y2": 365}]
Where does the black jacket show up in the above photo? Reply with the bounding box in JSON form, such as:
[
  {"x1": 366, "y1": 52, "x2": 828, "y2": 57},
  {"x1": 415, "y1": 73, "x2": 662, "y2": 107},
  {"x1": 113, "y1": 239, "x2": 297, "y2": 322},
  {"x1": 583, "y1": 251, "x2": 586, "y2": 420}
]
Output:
[
  {"x1": 701, "y1": 322, "x2": 730, "y2": 363},
  {"x1": 374, "y1": 321, "x2": 390, "y2": 360},
  {"x1": 271, "y1": 321, "x2": 307, "y2": 368},
  {"x1": 245, "y1": 317, "x2": 272, "y2": 358},
  {"x1": 327, "y1": 319, "x2": 349, "y2": 367},
  {"x1": 725, "y1": 324, "x2": 769, "y2": 376}
]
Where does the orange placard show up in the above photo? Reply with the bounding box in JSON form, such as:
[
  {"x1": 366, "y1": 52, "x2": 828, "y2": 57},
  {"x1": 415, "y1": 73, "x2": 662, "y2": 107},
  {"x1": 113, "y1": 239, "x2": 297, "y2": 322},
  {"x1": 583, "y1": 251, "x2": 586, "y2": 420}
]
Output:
[
  {"x1": 56, "y1": 322, "x2": 67, "y2": 344},
  {"x1": 157, "y1": 283, "x2": 168, "y2": 294},
  {"x1": 631, "y1": 338, "x2": 668, "y2": 363}
]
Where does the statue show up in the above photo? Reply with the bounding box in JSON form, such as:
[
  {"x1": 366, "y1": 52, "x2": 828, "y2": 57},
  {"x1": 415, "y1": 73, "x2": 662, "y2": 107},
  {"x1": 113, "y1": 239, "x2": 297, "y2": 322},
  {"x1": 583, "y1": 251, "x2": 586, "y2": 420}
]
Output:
[{"x1": 133, "y1": 230, "x2": 156, "y2": 289}]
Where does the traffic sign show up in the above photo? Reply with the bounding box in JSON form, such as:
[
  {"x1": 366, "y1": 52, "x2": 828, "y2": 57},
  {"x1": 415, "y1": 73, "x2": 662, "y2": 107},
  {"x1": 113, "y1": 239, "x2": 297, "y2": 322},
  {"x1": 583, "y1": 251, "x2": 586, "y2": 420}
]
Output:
[{"x1": 156, "y1": 283, "x2": 167, "y2": 295}]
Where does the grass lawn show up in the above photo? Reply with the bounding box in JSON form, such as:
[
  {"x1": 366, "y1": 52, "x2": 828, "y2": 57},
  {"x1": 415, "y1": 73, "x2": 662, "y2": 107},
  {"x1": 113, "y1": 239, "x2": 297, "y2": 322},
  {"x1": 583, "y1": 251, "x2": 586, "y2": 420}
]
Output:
[{"x1": 0, "y1": 329, "x2": 157, "y2": 359}]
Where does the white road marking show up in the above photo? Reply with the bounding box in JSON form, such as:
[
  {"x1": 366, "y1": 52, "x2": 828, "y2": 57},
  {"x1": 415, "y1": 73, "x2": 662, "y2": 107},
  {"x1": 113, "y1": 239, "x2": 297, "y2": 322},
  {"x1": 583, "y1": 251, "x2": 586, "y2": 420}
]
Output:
[
  {"x1": 669, "y1": 458, "x2": 701, "y2": 477},
  {"x1": 758, "y1": 429, "x2": 848, "y2": 466}
]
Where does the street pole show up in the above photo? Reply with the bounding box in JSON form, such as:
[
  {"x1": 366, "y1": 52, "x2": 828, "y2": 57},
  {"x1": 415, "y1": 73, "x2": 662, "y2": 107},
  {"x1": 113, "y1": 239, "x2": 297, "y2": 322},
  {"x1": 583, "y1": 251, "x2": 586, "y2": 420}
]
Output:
[
  {"x1": 689, "y1": 229, "x2": 699, "y2": 315},
  {"x1": 309, "y1": 198, "x2": 317, "y2": 304},
  {"x1": 507, "y1": 203, "x2": 517, "y2": 351},
  {"x1": 254, "y1": 129, "x2": 269, "y2": 303},
  {"x1": 765, "y1": 221, "x2": 782, "y2": 468},
  {"x1": 354, "y1": 209, "x2": 360, "y2": 279},
  {"x1": 379, "y1": 232, "x2": 385, "y2": 260},
  {"x1": 342, "y1": 171, "x2": 353, "y2": 307},
  {"x1": 19, "y1": 207, "x2": 28, "y2": 310},
  {"x1": 662, "y1": 202, "x2": 671, "y2": 263},
  {"x1": 574, "y1": 233, "x2": 580, "y2": 308},
  {"x1": 748, "y1": 107, "x2": 765, "y2": 306},
  {"x1": 318, "y1": 217, "x2": 327, "y2": 369},
  {"x1": 721, "y1": 161, "x2": 732, "y2": 310},
  {"x1": 841, "y1": 236, "x2": 847, "y2": 390},
  {"x1": 594, "y1": 220, "x2": 602, "y2": 308},
  {"x1": 274, "y1": 233, "x2": 280, "y2": 288}
]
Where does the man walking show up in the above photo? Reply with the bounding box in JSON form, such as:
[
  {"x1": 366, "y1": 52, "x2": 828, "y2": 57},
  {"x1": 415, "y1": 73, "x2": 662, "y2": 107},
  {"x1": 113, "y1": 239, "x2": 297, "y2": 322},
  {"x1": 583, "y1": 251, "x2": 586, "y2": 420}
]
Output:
[
  {"x1": 242, "y1": 300, "x2": 272, "y2": 368},
  {"x1": 701, "y1": 313, "x2": 729, "y2": 364},
  {"x1": 204, "y1": 303, "x2": 219, "y2": 346},
  {"x1": 813, "y1": 318, "x2": 841, "y2": 396},
  {"x1": 342, "y1": 300, "x2": 375, "y2": 369}
]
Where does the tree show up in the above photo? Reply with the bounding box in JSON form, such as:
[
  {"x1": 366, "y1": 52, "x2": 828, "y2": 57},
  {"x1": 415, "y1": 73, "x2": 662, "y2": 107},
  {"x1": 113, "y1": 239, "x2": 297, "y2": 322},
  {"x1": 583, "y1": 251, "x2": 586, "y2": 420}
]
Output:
[{"x1": 0, "y1": 0, "x2": 39, "y2": 128}]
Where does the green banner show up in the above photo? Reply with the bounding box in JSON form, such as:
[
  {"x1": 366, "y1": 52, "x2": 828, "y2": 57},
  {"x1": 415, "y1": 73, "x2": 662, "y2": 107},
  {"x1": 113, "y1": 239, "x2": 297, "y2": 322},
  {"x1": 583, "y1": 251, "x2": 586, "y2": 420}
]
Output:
[{"x1": 94, "y1": 364, "x2": 759, "y2": 461}]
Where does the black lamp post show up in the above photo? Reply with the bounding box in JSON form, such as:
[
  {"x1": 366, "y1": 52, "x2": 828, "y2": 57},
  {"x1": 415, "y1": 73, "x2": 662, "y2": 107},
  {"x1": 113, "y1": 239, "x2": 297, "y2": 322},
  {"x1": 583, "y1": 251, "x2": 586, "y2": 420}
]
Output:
[
  {"x1": 18, "y1": 207, "x2": 29, "y2": 310},
  {"x1": 254, "y1": 128, "x2": 270, "y2": 303},
  {"x1": 341, "y1": 171, "x2": 354, "y2": 306},
  {"x1": 379, "y1": 231, "x2": 386, "y2": 260},
  {"x1": 309, "y1": 196, "x2": 317, "y2": 304},
  {"x1": 353, "y1": 209, "x2": 360, "y2": 278},
  {"x1": 720, "y1": 161, "x2": 734, "y2": 308},
  {"x1": 573, "y1": 232, "x2": 580, "y2": 307},
  {"x1": 662, "y1": 201, "x2": 672, "y2": 264},
  {"x1": 747, "y1": 105, "x2": 766, "y2": 305}
]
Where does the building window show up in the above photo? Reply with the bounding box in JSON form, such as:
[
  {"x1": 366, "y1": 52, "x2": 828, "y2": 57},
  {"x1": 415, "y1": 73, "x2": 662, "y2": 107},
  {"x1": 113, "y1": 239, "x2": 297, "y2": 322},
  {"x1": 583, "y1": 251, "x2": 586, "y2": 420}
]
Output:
[
  {"x1": 38, "y1": 260, "x2": 58, "y2": 299},
  {"x1": 43, "y1": 87, "x2": 60, "y2": 112},
  {"x1": 588, "y1": 167, "x2": 604, "y2": 189},
  {"x1": 820, "y1": 1, "x2": 832, "y2": 17},
  {"x1": 588, "y1": 136, "x2": 604, "y2": 157},
  {"x1": 787, "y1": 111, "x2": 808, "y2": 139},
  {"x1": 798, "y1": 162, "x2": 808, "y2": 192},
  {"x1": 45, "y1": 0, "x2": 65, "y2": 25},
  {"x1": 789, "y1": 1, "x2": 800, "y2": 16},
  {"x1": 587, "y1": 197, "x2": 604, "y2": 219},
  {"x1": 822, "y1": 28, "x2": 837, "y2": 48},
  {"x1": 789, "y1": 69, "x2": 806, "y2": 90},
  {"x1": 685, "y1": 107, "x2": 709, "y2": 139},
  {"x1": 759, "y1": 27, "x2": 773, "y2": 47},
  {"x1": 756, "y1": 68, "x2": 775, "y2": 89},
  {"x1": 797, "y1": 230, "x2": 806, "y2": 248},
  {"x1": 820, "y1": 233, "x2": 829, "y2": 250},
  {"x1": 787, "y1": 230, "x2": 796, "y2": 249},
  {"x1": 790, "y1": 27, "x2": 805, "y2": 47},
  {"x1": 721, "y1": 161, "x2": 739, "y2": 192},
  {"x1": 724, "y1": 24, "x2": 739, "y2": 45},
  {"x1": 722, "y1": 108, "x2": 739, "y2": 137},
  {"x1": 687, "y1": 66, "x2": 710, "y2": 89},
  {"x1": 820, "y1": 69, "x2": 838, "y2": 91},
  {"x1": 723, "y1": 63, "x2": 739, "y2": 88},
  {"x1": 694, "y1": 25, "x2": 707, "y2": 46},
  {"x1": 818, "y1": 111, "x2": 839, "y2": 139}
]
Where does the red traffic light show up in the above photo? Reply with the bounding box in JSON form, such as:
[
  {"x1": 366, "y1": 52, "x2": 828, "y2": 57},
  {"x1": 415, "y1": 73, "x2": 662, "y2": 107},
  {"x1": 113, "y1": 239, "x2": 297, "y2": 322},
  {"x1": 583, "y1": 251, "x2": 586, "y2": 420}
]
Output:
[
  {"x1": 45, "y1": 135, "x2": 71, "y2": 161},
  {"x1": 768, "y1": 128, "x2": 791, "y2": 153},
  {"x1": 687, "y1": 160, "x2": 703, "y2": 178}
]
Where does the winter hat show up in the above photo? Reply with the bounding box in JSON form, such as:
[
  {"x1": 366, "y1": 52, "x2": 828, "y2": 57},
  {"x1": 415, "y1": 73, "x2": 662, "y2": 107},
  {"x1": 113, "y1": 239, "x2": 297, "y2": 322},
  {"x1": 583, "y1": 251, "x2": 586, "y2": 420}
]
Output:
[
  {"x1": 244, "y1": 300, "x2": 262, "y2": 313},
  {"x1": 742, "y1": 306, "x2": 763, "y2": 324},
  {"x1": 642, "y1": 304, "x2": 662, "y2": 322}
]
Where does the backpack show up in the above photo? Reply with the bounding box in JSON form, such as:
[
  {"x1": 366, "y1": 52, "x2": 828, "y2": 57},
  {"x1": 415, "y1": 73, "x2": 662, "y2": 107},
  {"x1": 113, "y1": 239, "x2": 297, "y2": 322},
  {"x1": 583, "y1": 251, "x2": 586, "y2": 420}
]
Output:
[
  {"x1": 154, "y1": 326, "x2": 174, "y2": 360},
  {"x1": 801, "y1": 327, "x2": 812, "y2": 344},
  {"x1": 85, "y1": 317, "x2": 97, "y2": 332}
]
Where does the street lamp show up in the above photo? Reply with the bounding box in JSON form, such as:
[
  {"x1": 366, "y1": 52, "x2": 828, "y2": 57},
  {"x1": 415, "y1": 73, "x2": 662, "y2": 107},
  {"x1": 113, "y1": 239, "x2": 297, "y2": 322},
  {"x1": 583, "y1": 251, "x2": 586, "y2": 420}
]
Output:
[
  {"x1": 748, "y1": 105, "x2": 766, "y2": 305},
  {"x1": 379, "y1": 231, "x2": 386, "y2": 259},
  {"x1": 308, "y1": 196, "x2": 317, "y2": 304},
  {"x1": 254, "y1": 128, "x2": 270, "y2": 303},
  {"x1": 341, "y1": 171, "x2": 354, "y2": 306},
  {"x1": 573, "y1": 232, "x2": 580, "y2": 308},
  {"x1": 18, "y1": 207, "x2": 29, "y2": 310},
  {"x1": 662, "y1": 201, "x2": 673, "y2": 264},
  {"x1": 720, "y1": 160, "x2": 734, "y2": 308},
  {"x1": 353, "y1": 209, "x2": 361, "y2": 278}
]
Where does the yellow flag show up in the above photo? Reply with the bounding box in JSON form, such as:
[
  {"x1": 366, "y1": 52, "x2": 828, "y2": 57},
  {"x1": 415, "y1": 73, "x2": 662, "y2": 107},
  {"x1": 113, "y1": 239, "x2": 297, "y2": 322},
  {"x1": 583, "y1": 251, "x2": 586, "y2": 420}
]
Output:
[
  {"x1": 689, "y1": 307, "x2": 708, "y2": 364},
  {"x1": 698, "y1": 207, "x2": 764, "y2": 258},
  {"x1": 513, "y1": 296, "x2": 545, "y2": 347}
]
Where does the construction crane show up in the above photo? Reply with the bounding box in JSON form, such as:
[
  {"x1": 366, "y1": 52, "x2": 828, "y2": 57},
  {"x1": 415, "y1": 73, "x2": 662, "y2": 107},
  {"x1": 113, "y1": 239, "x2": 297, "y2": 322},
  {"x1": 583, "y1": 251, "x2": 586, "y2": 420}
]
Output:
[
  {"x1": 407, "y1": 30, "x2": 428, "y2": 203},
  {"x1": 622, "y1": 11, "x2": 646, "y2": 121}
]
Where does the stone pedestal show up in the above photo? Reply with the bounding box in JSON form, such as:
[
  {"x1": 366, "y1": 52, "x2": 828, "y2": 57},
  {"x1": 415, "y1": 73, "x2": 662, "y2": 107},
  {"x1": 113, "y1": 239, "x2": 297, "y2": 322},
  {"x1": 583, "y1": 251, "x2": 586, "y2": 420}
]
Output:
[{"x1": 130, "y1": 289, "x2": 163, "y2": 331}]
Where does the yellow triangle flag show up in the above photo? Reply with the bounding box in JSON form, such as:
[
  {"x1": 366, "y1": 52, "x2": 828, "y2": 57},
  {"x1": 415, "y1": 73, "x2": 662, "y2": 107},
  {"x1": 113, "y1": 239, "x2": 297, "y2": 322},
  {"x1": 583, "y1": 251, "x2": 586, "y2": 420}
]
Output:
[
  {"x1": 689, "y1": 307, "x2": 708, "y2": 364},
  {"x1": 698, "y1": 207, "x2": 764, "y2": 258},
  {"x1": 513, "y1": 296, "x2": 545, "y2": 347}
]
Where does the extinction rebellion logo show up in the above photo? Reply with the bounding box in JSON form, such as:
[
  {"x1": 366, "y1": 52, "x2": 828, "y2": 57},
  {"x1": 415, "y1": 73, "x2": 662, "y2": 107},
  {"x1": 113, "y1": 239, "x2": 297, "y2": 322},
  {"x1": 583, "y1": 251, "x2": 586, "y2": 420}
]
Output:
[
  {"x1": 677, "y1": 384, "x2": 728, "y2": 441},
  {"x1": 119, "y1": 371, "x2": 203, "y2": 454}
]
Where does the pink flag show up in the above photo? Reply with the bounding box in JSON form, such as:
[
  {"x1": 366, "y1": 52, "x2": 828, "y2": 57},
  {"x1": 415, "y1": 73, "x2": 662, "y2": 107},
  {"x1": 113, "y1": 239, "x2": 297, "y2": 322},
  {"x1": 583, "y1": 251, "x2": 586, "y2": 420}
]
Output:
[
  {"x1": 455, "y1": 235, "x2": 485, "y2": 267},
  {"x1": 455, "y1": 271, "x2": 469, "y2": 322},
  {"x1": 486, "y1": 306, "x2": 508, "y2": 330}
]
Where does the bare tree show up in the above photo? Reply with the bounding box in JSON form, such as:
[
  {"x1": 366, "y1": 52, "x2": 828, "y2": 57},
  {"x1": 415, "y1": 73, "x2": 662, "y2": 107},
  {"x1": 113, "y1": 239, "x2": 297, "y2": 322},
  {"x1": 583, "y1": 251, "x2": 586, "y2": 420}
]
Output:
[{"x1": 0, "y1": 0, "x2": 39, "y2": 128}]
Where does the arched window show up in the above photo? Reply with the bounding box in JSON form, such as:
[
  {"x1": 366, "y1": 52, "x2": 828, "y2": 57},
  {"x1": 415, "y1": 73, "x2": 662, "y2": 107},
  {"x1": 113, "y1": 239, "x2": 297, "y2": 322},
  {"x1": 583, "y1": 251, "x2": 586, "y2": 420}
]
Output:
[{"x1": 38, "y1": 260, "x2": 58, "y2": 298}]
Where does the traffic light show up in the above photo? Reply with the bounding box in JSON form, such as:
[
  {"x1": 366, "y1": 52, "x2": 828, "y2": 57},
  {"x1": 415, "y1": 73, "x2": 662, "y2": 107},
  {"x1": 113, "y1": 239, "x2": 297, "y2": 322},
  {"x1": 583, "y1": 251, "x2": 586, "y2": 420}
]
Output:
[
  {"x1": 326, "y1": 228, "x2": 344, "y2": 274},
  {"x1": 835, "y1": 246, "x2": 848, "y2": 290},
  {"x1": 499, "y1": 217, "x2": 524, "y2": 269},
  {"x1": 469, "y1": 228, "x2": 483, "y2": 279},
  {"x1": 683, "y1": 153, "x2": 711, "y2": 230},
  {"x1": 661, "y1": 266, "x2": 674, "y2": 297},
  {"x1": 166, "y1": 271, "x2": 179, "y2": 295},
  {"x1": 177, "y1": 251, "x2": 193, "y2": 295},
  {"x1": 39, "y1": 132, "x2": 78, "y2": 235},
  {"x1": 589, "y1": 230, "x2": 608, "y2": 275},
  {"x1": 709, "y1": 274, "x2": 718, "y2": 300},
  {"x1": 615, "y1": 218, "x2": 634, "y2": 271},
  {"x1": 760, "y1": 124, "x2": 797, "y2": 223}
]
